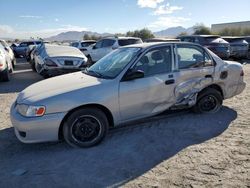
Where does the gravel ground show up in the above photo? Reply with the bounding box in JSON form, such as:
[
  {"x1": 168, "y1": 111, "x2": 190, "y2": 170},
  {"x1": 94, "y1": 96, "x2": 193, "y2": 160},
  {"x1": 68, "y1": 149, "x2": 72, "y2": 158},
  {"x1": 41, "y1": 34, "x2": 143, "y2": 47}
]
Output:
[{"x1": 0, "y1": 59, "x2": 249, "y2": 188}]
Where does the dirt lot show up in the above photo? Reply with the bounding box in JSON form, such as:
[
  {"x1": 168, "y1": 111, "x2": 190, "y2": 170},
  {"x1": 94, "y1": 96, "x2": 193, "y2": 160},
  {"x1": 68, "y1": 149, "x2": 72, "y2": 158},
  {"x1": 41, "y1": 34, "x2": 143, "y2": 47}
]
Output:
[{"x1": 0, "y1": 59, "x2": 249, "y2": 188}]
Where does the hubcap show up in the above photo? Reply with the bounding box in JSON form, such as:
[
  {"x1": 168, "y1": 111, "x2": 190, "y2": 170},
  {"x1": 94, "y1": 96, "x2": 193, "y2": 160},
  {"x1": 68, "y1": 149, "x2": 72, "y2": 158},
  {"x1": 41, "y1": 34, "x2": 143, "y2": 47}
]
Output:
[
  {"x1": 71, "y1": 115, "x2": 101, "y2": 143},
  {"x1": 199, "y1": 95, "x2": 219, "y2": 112}
]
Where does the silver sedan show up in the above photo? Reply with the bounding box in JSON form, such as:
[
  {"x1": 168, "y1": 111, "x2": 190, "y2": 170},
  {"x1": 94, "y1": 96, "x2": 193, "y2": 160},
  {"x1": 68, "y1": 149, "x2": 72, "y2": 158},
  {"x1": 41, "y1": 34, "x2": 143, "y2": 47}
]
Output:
[{"x1": 10, "y1": 42, "x2": 246, "y2": 147}]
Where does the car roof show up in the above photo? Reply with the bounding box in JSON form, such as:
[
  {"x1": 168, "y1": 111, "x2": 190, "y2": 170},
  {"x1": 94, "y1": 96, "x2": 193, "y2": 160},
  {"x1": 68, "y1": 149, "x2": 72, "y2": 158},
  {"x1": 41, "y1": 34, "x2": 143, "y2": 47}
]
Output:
[
  {"x1": 103, "y1": 36, "x2": 141, "y2": 40},
  {"x1": 121, "y1": 41, "x2": 202, "y2": 49},
  {"x1": 222, "y1": 36, "x2": 246, "y2": 40},
  {"x1": 179, "y1": 35, "x2": 220, "y2": 38}
]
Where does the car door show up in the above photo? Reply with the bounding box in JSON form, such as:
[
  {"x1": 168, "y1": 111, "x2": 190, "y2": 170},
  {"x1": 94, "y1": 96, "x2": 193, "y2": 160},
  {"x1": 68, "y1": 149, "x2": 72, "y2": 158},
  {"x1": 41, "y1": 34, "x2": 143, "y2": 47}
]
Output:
[
  {"x1": 89, "y1": 40, "x2": 103, "y2": 61},
  {"x1": 119, "y1": 45, "x2": 177, "y2": 121},
  {"x1": 174, "y1": 44, "x2": 215, "y2": 102}
]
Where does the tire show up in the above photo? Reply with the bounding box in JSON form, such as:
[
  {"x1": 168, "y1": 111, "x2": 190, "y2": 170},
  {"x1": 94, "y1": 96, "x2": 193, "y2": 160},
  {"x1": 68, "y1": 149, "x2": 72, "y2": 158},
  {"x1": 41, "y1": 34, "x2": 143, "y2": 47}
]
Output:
[
  {"x1": 2, "y1": 67, "x2": 10, "y2": 82},
  {"x1": 12, "y1": 59, "x2": 16, "y2": 69},
  {"x1": 87, "y1": 56, "x2": 93, "y2": 67},
  {"x1": 63, "y1": 108, "x2": 108, "y2": 148},
  {"x1": 193, "y1": 88, "x2": 223, "y2": 113},
  {"x1": 30, "y1": 60, "x2": 36, "y2": 72}
]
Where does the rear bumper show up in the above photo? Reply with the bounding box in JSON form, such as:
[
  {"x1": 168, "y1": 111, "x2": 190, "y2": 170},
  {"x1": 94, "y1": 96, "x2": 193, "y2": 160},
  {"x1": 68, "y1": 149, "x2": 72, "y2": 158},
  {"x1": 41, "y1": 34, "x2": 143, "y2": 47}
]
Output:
[
  {"x1": 43, "y1": 66, "x2": 86, "y2": 76},
  {"x1": 10, "y1": 103, "x2": 66, "y2": 143},
  {"x1": 235, "y1": 82, "x2": 246, "y2": 95},
  {"x1": 230, "y1": 50, "x2": 248, "y2": 58}
]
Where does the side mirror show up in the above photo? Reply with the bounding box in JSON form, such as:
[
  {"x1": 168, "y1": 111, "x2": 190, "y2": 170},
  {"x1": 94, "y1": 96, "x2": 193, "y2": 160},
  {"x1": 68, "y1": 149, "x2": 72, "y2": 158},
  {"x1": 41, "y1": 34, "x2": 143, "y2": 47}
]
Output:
[
  {"x1": 4, "y1": 47, "x2": 9, "y2": 52},
  {"x1": 123, "y1": 70, "x2": 144, "y2": 81},
  {"x1": 92, "y1": 45, "x2": 97, "y2": 49}
]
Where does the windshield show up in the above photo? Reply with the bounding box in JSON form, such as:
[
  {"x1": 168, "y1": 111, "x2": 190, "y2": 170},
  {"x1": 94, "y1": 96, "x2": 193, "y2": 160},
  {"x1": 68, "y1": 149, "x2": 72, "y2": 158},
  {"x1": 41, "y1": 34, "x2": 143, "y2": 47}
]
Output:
[{"x1": 85, "y1": 47, "x2": 141, "y2": 79}]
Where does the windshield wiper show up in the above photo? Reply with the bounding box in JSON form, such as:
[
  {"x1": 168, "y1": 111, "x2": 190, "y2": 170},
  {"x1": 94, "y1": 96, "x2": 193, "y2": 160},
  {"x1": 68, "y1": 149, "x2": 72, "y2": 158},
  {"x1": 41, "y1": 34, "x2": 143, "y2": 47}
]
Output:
[{"x1": 84, "y1": 68, "x2": 112, "y2": 79}]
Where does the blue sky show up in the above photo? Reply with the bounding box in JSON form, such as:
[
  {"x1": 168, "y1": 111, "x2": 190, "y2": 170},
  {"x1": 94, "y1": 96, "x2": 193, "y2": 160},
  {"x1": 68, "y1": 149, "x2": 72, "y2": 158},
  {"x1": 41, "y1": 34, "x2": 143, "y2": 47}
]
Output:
[{"x1": 0, "y1": 0, "x2": 249, "y2": 38}]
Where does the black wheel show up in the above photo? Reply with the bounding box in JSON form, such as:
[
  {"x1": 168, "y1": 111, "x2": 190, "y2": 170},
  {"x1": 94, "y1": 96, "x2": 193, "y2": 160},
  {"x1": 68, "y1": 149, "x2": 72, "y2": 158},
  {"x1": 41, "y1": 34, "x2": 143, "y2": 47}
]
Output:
[
  {"x1": 2, "y1": 67, "x2": 10, "y2": 82},
  {"x1": 87, "y1": 56, "x2": 93, "y2": 67},
  {"x1": 193, "y1": 88, "x2": 222, "y2": 113},
  {"x1": 63, "y1": 108, "x2": 108, "y2": 148},
  {"x1": 12, "y1": 59, "x2": 16, "y2": 69},
  {"x1": 30, "y1": 60, "x2": 36, "y2": 72}
]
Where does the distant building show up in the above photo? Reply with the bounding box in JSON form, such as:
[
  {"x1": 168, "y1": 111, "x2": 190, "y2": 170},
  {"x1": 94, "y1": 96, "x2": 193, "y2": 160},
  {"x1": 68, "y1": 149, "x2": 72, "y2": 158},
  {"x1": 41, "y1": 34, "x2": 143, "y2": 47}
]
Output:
[{"x1": 211, "y1": 21, "x2": 250, "y2": 33}]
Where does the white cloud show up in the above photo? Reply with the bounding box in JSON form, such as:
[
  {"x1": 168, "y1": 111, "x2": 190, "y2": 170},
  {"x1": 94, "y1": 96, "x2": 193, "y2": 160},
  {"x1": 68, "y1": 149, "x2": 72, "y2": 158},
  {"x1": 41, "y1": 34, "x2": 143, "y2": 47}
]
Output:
[
  {"x1": 137, "y1": 0, "x2": 164, "y2": 8},
  {"x1": 0, "y1": 24, "x2": 88, "y2": 39},
  {"x1": 0, "y1": 25, "x2": 14, "y2": 34},
  {"x1": 54, "y1": 18, "x2": 59, "y2": 22},
  {"x1": 19, "y1": 15, "x2": 42, "y2": 19},
  {"x1": 153, "y1": 3, "x2": 183, "y2": 15},
  {"x1": 148, "y1": 16, "x2": 190, "y2": 29}
]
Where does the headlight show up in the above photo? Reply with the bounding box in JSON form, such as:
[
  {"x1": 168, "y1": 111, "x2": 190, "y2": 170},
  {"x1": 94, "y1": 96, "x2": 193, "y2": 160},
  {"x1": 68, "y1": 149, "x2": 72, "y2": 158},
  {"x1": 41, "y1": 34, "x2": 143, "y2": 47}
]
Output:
[{"x1": 16, "y1": 104, "x2": 46, "y2": 117}]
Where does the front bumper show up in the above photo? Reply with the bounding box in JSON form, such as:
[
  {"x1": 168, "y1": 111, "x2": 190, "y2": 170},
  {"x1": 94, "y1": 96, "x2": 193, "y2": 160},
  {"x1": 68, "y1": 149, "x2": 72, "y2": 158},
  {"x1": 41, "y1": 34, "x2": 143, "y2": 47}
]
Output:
[{"x1": 10, "y1": 103, "x2": 66, "y2": 143}]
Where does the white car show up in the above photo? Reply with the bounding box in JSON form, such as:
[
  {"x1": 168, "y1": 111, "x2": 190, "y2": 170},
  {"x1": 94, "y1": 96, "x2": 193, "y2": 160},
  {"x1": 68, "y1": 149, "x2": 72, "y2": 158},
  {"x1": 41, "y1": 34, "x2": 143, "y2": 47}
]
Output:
[
  {"x1": 87, "y1": 37, "x2": 142, "y2": 64},
  {"x1": 0, "y1": 43, "x2": 13, "y2": 81},
  {"x1": 0, "y1": 39, "x2": 16, "y2": 68},
  {"x1": 70, "y1": 40, "x2": 96, "y2": 56}
]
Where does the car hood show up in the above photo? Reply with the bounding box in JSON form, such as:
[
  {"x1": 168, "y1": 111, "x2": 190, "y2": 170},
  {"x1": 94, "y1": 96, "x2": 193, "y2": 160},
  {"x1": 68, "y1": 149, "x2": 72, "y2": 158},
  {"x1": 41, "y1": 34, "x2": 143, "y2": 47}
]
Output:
[{"x1": 17, "y1": 71, "x2": 104, "y2": 104}]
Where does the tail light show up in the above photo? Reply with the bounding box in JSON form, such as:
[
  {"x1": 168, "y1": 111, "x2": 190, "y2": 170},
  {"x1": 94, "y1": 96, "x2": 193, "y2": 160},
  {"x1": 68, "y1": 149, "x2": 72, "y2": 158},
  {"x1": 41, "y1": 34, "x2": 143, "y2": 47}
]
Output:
[
  {"x1": 240, "y1": 70, "x2": 244, "y2": 76},
  {"x1": 45, "y1": 59, "x2": 57, "y2": 67}
]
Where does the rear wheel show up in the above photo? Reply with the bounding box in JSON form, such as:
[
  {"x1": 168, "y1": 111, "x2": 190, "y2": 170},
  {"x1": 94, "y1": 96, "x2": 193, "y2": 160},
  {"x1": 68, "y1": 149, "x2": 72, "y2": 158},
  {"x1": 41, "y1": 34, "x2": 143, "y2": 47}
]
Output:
[
  {"x1": 63, "y1": 108, "x2": 108, "y2": 148},
  {"x1": 2, "y1": 66, "x2": 10, "y2": 82},
  {"x1": 193, "y1": 88, "x2": 222, "y2": 113}
]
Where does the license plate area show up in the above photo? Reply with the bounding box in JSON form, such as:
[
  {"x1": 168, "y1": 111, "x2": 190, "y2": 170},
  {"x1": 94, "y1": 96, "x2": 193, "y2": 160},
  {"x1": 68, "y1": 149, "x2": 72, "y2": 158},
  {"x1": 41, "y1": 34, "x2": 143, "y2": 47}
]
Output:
[{"x1": 64, "y1": 60, "x2": 73, "y2": 66}]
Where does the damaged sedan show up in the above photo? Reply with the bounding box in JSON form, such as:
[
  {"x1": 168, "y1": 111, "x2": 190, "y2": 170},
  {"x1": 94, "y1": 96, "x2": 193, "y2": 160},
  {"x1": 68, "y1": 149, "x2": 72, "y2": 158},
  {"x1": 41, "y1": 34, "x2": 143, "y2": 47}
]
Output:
[{"x1": 10, "y1": 42, "x2": 246, "y2": 147}]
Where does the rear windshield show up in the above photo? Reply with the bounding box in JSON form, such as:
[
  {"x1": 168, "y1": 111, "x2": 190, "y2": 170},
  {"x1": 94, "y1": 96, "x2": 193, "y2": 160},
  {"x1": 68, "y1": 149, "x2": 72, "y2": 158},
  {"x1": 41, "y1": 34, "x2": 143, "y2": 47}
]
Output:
[
  {"x1": 204, "y1": 37, "x2": 227, "y2": 44},
  {"x1": 81, "y1": 42, "x2": 96, "y2": 47},
  {"x1": 225, "y1": 38, "x2": 246, "y2": 43},
  {"x1": 118, "y1": 39, "x2": 142, "y2": 46}
]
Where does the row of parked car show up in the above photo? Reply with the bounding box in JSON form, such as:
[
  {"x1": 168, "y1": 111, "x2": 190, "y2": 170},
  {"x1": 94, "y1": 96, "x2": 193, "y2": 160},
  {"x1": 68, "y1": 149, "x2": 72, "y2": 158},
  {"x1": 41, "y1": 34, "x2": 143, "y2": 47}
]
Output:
[
  {"x1": 1, "y1": 34, "x2": 249, "y2": 81},
  {"x1": 177, "y1": 35, "x2": 250, "y2": 60}
]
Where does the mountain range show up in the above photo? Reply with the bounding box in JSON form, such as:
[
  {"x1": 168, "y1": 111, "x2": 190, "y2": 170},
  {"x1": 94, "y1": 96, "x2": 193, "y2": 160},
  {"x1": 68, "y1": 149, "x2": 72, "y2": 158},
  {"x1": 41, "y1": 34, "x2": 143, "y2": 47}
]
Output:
[{"x1": 45, "y1": 26, "x2": 195, "y2": 41}]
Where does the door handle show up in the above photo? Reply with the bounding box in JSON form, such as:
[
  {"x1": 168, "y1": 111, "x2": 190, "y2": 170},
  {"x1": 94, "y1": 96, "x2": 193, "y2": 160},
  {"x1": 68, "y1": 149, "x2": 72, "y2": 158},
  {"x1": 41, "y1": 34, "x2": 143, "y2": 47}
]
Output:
[
  {"x1": 165, "y1": 79, "x2": 175, "y2": 85},
  {"x1": 205, "y1": 75, "x2": 212, "y2": 78}
]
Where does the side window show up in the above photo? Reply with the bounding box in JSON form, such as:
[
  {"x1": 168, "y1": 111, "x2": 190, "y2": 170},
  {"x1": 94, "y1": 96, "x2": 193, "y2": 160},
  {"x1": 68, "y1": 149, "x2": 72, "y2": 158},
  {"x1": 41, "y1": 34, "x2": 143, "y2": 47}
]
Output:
[
  {"x1": 19, "y1": 42, "x2": 28, "y2": 47},
  {"x1": 102, "y1": 39, "x2": 115, "y2": 48},
  {"x1": 94, "y1": 40, "x2": 103, "y2": 49},
  {"x1": 134, "y1": 46, "x2": 172, "y2": 77},
  {"x1": 182, "y1": 37, "x2": 194, "y2": 43},
  {"x1": 194, "y1": 37, "x2": 200, "y2": 43},
  {"x1": 177, "y1": 45, "x2": 213, "y2": 69}
]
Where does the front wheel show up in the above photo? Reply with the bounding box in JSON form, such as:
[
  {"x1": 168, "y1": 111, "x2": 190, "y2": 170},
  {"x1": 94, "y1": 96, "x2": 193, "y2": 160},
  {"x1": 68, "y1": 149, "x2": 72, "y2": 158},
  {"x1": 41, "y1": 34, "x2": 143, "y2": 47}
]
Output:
[
  {"x1": 63, "y1": 108, "x2": 108, "y2": 148},
  {"x1": 193, "y1": 88, "x2": 223, "y2": 113}
]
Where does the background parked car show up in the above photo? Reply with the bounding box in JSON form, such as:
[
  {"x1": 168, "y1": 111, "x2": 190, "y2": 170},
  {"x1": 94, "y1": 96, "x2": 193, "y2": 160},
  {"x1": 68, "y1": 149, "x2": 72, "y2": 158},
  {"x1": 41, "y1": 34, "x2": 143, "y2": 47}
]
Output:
[
  {"x1": 244, "y1": 36, "x2": 250, "y2": 59},
  {"x1": 12, "y1": 40, "x2": 42, "y2": 58},
  {"x1": 87, "y1": 36, "x2": 142, "y2": 64},
  {"x1": 33, "y1": 44, "x2": 88, "y2": 78},
  {"x1": 0, "y1": 39, "x2": 16, "y2": 68},
  {"x1": 70, "y1": 40, "x2": 96, "y2": 56},
  {"x1": 222, "y1": 37, "x2": 249, "y2": 59},
  {"x1": 0, "y1": 43, "x2": 13, "y2": 81},
  {"x1": 177, "y1": 35, "x2": 230, "y2": 59}
]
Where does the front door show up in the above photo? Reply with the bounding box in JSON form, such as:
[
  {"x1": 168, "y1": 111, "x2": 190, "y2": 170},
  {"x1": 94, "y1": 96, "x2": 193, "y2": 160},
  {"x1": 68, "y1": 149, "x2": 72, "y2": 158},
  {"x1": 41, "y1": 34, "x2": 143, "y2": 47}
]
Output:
[{"x1": 119, "y1": 45, "x2": 177, "y2": 121}]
